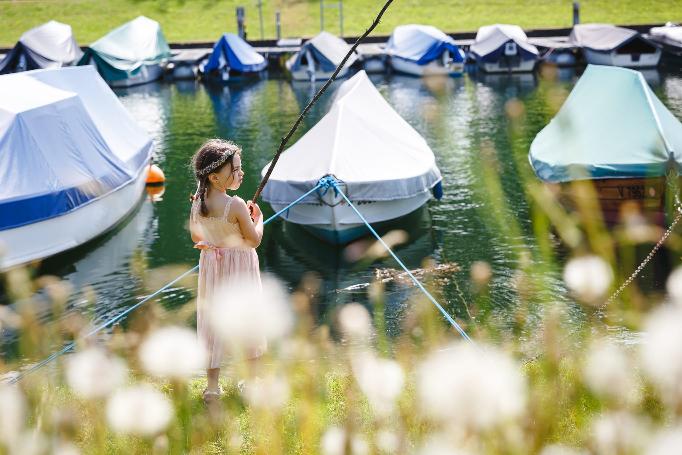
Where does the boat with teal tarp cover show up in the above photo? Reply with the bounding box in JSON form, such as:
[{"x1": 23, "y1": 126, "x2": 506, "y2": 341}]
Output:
[
  {"x1": 79, "y1": 16, "x2": 171, "y2": 87},
  {"x1": 529, "y1": 64, "x2": 682, "y2": 221}
]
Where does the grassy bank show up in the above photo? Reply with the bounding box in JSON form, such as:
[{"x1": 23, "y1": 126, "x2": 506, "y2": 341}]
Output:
[{"x1": 1, "y1": 0, "x2": 682, "y2": 47}]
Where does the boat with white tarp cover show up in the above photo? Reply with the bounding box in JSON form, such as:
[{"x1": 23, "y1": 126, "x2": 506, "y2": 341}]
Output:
[
  {"x1": 79, "y1": 16, "x2": 172, "y2": 87},
  {"x1": 260, "y1": 70, "x2": 442, "y2": 244},
  {"x1": 469, "y1": 24, "x2": 539, "y2": 73},
  {"x1": 0, "y1": 66, "x2": 153, "y2": 270},
  {"x1": 0, "y1": 21, "x2": 83, "y2": 74},
  {"x1": 285, "y1": 31, "x2": 358, "y2": 82},
  {"x1": 570, "y1": 24, "x2": 661, "y2": 68},
  {"x1": 649, "y1": 24, "x2": 682, "y2": 57},
  {"x1": 385, "y1": 24, "x2": 465, "y2": 77}
]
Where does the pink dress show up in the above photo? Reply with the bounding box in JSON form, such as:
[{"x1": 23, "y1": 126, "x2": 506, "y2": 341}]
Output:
[{"x1": 191, "y1": 196, "x2": 262, "y2": 369}]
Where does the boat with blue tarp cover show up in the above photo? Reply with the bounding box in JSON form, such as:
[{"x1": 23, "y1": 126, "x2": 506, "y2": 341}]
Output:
[
  {"x1": 385, "y1": 24, "x2": 465, "y2": 77},
  {"x1": 0, "y1": 66, "x2": 153, "y2": 270},
  {"x1": 529, "y1": 64, "x2": 682, "y2": 221},
  {"x1": 469, "y1": 24, "x2": 539, "y2": 73},
  {"x1": 201, "y1": 33, "x2": 267, "y2": 83},
  {"x1": 260, "y1": 71, "x2": 442, "y2": 244},
  {"x1": 79, "y1": 16, "x2": 172, "y2": 87}
]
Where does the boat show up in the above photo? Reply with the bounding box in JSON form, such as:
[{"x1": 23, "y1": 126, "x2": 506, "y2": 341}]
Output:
[
  {"x1": 200, "y1": 33, "x2": 267, "y2": 83},
  {"x1": 79, "y1": 16, "x2": 172, "y2": 87},
  {"x1": 649, "y1": 23, "x2": 682, "y2": 58},
  {"x1": 285, "y1": 31, "x2": 358, "y2": 82},
  {"x1": 570, "y1": 24, "x2": 661, "y2": 68},
  {"x1": 0, "y1": 66, "x2": 153, "y2": 270},
  {"x1": 528, "y1": 65, "x2": 682, "y2": 223},
  {"x1": 469, "y1": 24, "x2": 539, "y2": 73},
  {"x1": 260, "y1": 70, "x2": 443, "y2": 244},
  {"x1": 385, "y1": 24, "x2": 465, "y2": 77},
  {"x1": 0, "y1": 20, "x2": 82, "y2": 74}
]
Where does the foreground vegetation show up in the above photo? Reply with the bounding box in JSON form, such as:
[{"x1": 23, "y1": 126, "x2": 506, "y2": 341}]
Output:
[
  {"x1": 1, "y1": 0, "x2": 682, "y2": 46},
  {"x1": 3, "y1": 70, "x2": 682, "y2": 453}
]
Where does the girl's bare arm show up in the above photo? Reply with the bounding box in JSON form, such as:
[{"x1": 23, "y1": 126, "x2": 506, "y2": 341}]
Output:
[{"x1": 233, "y1": 197, "x2": 263, "y2": 248}]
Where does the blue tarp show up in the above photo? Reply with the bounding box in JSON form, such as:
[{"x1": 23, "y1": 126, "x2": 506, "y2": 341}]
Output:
[
  {"x1": 386, "y1": 25, "x2": 465, "y2": 65},
  {"x1": 0, "y1": 66, "x2": 152, "y2": 230},
  {"x1": 202, "y1": 33, "x2": 267, "y2": 73},
  {"x1": 529, "y1": 65, "x2": 682, "y2": 182}
]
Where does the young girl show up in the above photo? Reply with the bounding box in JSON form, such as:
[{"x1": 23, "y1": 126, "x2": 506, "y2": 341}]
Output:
[{"x1": 189, "y1": 139, "x2": 264, "y2": 403}]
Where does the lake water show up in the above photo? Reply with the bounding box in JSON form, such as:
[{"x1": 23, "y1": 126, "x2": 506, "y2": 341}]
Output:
[{"x1": 6, "y1": 66, "x2": 682, "y2": 357}]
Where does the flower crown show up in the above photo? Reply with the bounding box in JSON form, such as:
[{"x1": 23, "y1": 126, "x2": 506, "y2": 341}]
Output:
[{"x1": 197, "y1": 149, "x2": 236, "y2": 177}]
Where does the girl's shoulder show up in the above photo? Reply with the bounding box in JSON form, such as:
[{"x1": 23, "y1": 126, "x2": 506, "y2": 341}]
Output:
[{"x1": 226, "y1": 195, "x2": 248, "y2": 224}]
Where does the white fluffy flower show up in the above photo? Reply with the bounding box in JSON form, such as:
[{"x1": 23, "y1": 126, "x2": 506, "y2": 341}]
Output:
[
  {"x1": 106, "y1": 384, "x2": 173, "y2": 436},
  {"x1": 66, "y1": 348, "x2": 127, "y2": 399},
  {"x1": 241, "y1": 374, "x2": 290, "y2": 411},
  {"x1": 666, "y1": 266, "x2": 682, "y2": 305},
  {"x1": 646, "y1": 426, "x2": 682, "y2": 455},
  {"x1": 139, "y1": 326, "x2": 205, "y2": 380},
  {"x1": 376, "y1": 430, "x2": 399, "y2": 453},
  {"x1": 0, "y1": 385, "x2": 26, "y2": 445},
  {"x1": 338, "y1": 303, "x2": 372, "y2": 341},
  {"x1": 417, "y1": 342, "x2": 526, "y2": 429},
  {"x1": 12, "y1": 430, "x2": 47, "y2": 455},
  {"x1": 320, "y1": 427, "x2": 367, "y2": 455},
  {"x1": 583, "y1": 340, "x2": 635, "y2": 399},
  {"x1": 563, "y1": 255, "x2": 613, "y2": 303},
  {"x1": 209, "y1": 275, "x2": 293, "y2": 350},
  {"x1": 640, "y1": 305, "x2": 682, "y2": 405},
  {"x1": 352, "y1": 352, "x2": 404, "y2": 417},
  {"x1": 592, "y1": 412, "x2": 649, "y2": 455},
  {"x1": 417, "y1": 434, "x2": 472, "y2": 455}
]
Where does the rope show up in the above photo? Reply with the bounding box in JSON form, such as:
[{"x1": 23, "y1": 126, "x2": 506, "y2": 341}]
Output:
[
  {"x1": 251, "y1": 0, "x2": 395, "y2": 204},
  {"x1": 8, "y1": 183, "x2": 324, "y2": 384},
  {"x1": 604, "y1": 171, "x2": 682, "y2": 305},
  {"x1": 322, "y1": 177, "x2": 474, "y2": 342}
]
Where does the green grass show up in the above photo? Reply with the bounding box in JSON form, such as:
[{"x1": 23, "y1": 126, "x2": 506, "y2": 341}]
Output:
[{"x1": 1, "y1": 0, "x2": 681, "y2": 47}]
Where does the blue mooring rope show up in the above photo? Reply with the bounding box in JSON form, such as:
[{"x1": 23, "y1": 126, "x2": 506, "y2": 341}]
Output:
[
  {"x1": 8, "y1": 183, "x2": 324, "y2": 384},
  {"x1": 319, "y1": 176, "x2": 473, "y2": 342},
  {"x1": 9, "y1": 177, "x2": 471, "y2": 383}
]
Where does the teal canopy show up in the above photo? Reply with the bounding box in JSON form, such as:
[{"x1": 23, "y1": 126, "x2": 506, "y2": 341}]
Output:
[
  {"x1": 529, "y1": 65, "x2": 682, "y2": 182},
  {"x1": 79, "y1": 16, "x2": 171, "y2": 81}
]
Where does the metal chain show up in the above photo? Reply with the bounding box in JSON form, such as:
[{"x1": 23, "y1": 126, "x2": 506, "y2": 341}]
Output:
[{"x1": 605, "y1": 205, "x2": 682, "y2": 305}]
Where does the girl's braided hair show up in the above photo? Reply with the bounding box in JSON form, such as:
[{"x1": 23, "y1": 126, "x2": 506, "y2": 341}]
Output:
[{"x1": 190, "y1": 139, "x2": 242, "y2": 216}]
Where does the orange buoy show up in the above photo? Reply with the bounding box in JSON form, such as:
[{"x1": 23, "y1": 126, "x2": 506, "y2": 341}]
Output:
[
  {"x1": 146, "y1": 163, "x2": 165, "y2": 186},
  {"x1": 146, "y1": 184, "x2": 165, "y2": 202}
]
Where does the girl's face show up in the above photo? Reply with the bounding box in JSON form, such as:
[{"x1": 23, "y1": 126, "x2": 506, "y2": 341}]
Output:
[{"x1": 209, "y1": 153, "x2": 244, "y2": 192}]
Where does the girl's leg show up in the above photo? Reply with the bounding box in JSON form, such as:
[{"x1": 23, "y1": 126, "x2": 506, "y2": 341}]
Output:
[{"x1": 207, "y1": 368, "x2": 220, "y2": 392}]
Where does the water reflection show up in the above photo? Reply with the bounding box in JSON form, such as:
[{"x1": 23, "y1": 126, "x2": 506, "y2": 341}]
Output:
[{"x1": 7, "y1": 68, "x2": 682, "y2": 351}]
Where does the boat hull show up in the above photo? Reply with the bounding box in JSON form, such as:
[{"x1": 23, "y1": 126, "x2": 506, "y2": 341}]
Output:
[
  {"x1": 477, "y1": 56, "x2": 537, "y2": 73},
  {"x1": 557, "y1": 176, "x2": 674, "y2": 225},
  {"x1": 269, "y1": 192, "x2": 432, "y2": 245},
  {"x1": 582, "y1": 48, "x2": 661, "y2": 68},
  {"x1": 0, "y1": 162, "x2": 150, "y2": 270},
  {"x1": 108, "y1": 63, "x2": 165, "y2": 87},
  {"x1": 389, "y1": 56, "x2": 464, "y2": 77},
  {"x1": 288, "y1": 66, "x2": 350, "y2": 81}
]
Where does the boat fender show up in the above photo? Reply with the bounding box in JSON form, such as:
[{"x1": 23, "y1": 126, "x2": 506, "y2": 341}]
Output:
[
  {"x1": 146, "y1": 163, "x2": 166, "y2": 186},
  {"x1": 432, "y1": 181, "x2": 443, "y2": 200}
]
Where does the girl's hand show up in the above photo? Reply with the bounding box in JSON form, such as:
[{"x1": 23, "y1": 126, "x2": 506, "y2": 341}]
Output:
[{"x1": 247, "y1": 200, "x2": 262, "y2": 220}]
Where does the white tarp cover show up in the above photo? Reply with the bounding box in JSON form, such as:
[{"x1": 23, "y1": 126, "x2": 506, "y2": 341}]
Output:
[
  {"x1": 470, "y1": 24, "x2": 539, "y2": 57},
  {"x1": 261, "y1": 70, "x2": 441, "y2": 204},
  {"x1": 570, "y1": 24, "x2": 638, "y2": 51},
  {"x1": 21, "y1": 20, "x2": 83, "y2": 65},
  {"x1": 386, "y1": 24, "x2": 464, "y2": 63},
  {"x1": 650, "y1": 24, "x2": 682, "y2": 47},
  {"x1": 88, "y1": 16, "x2": 171, "y2": 71},
  {"x1": 529, "y1": 65, "x2": 682, "y2": 183},
  {"x1": 0, "y1": 66, "x2": 152, "y2": 230},
  {"x1": 307, "y1": 31, "x2": 358, "y2": 69}
]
